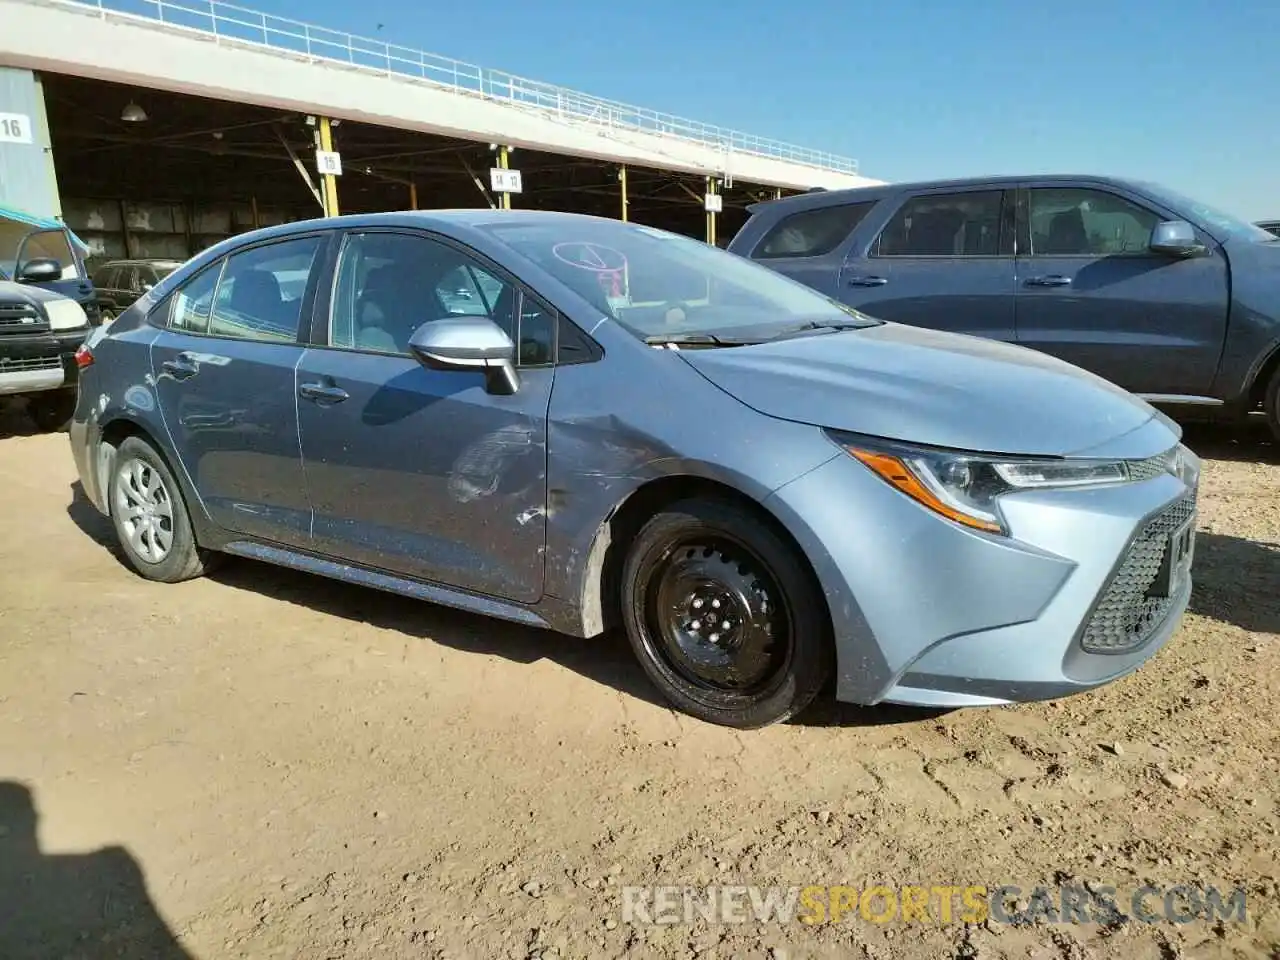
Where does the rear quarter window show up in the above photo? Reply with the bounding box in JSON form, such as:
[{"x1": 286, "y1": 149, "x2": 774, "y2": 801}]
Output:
[{"x1": 751, "y1": 201, "x2": 877, "y2": 259}]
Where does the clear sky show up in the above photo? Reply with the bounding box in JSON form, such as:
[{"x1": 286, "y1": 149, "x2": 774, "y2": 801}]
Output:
[{"x1": 251, "y1": 0, "x2": 1277, "y2": 219}]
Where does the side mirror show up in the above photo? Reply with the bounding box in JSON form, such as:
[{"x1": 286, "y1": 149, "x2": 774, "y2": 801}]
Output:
[
  {"x1": 1150, "y1": 220, "x2": 1206, "y2": 258},
  {"x1": 19, "y1": 258, "x2": 61, "y2": 283},
  {"x1": 408, "y1": 316, "x2": 519, "y2": 395}
]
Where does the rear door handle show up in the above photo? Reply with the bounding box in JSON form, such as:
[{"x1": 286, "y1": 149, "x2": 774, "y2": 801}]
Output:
[
  {"x1": 298, "y1": 381, "x2": 350, "y2": 405},
  {"x1": 1025, "y1": 275, "x2": 1073, "y2": 287},
  {"x1": 161, "y1": 353, "x2": 198, "y2": 380},
  {"x1": 847, "y1": 275, "x2": 888, "y2": 287}
]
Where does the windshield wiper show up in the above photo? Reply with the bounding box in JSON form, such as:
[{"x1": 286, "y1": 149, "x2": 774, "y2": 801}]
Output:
[
  {"x1": 763, "y1": 319, "x2": 872, "y2": 342},
  {"x1": 643, "y1": 333, "x2": 761, "y2": 347}
]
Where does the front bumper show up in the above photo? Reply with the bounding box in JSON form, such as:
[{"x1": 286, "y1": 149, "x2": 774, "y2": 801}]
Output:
[
  {"x1": 765, "y1": 430, "x2": 1198, "y2": 708},
  {"x1": 0, "y1": 329, "x2": 85, "y2": 396}
]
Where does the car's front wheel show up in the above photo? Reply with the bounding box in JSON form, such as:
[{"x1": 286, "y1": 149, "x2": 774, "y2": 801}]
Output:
[
  {"x1": 1266, "y1": 366, "x2": 1280, "y2": 443},
  {"x1": 108, "y1": 436, "x2": 216, "y2": 582},
  {"x1": 620, "y1": 498, "x2": 832, "y2": 728}
]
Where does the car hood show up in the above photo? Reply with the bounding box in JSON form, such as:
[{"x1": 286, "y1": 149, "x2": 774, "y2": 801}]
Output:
[{"x1": 677, "y1": 322, "x2": 1161, "y2": 457}]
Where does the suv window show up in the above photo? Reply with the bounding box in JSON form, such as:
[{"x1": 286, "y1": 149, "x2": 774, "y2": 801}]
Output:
[
  {"x1": 330, "y1": 231, "x2": 553, "y2": 365},
  {"x1": 93, "y1": 264, "x2": 118, "y2": 289},
  {"x1": 752, "y1": 202, "x2": 876, "y2": 259},
  {"x1": 875, "y1": 191, "x2": 1005, "y2": 257},
  {"x1": 208, "y1": 237, "x2": 322, "y2": 342},
  {"x1": 1029, "y1": 188, "x2": 1160, "y2": 256},
  {"x1": 170, "y1": 262, "x2": 222, "y2": 334}
]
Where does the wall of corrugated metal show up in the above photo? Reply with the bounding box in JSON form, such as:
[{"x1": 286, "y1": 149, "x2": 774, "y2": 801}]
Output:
[
  {"x1": 60, "y1": 197, "x2": 306, "y2": 267},
  {"x1": 0, "y1": 67, "x2": 61, "y2": 219}
]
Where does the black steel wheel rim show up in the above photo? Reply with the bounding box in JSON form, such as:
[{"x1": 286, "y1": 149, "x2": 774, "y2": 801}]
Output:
[{"x1": 644, "y1": 536, "x2": 792, "y2": 695}]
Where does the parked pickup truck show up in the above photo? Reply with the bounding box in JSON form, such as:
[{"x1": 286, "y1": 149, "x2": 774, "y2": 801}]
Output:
[
  {"x1": 729, "y1": 175, "x2": 1280, "y2": 439},
  {"x1": 0, "y1": 280, "x2": 90, "y2": 430}
]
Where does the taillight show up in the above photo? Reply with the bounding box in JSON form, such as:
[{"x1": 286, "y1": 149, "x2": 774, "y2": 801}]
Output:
[{"x1": 74, "y1": 344, "x2": 94, "y2": 369}]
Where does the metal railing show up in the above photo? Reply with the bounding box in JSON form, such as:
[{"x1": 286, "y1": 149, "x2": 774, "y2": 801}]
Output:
[{"x1": 54, "y1": 0, "x2": 859, "y2": 174}]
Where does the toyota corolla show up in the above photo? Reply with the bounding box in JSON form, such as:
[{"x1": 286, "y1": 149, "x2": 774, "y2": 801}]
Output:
[{"x1": 68, "y1": 211, "x2": 1199, "y2": 728}]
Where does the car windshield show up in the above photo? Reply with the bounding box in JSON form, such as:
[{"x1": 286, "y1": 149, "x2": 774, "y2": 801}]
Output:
[
  {"x1": 477, "y1": 218, "x2": 880, "y2": 341},
  {"x1": 153, "y1": 262, "x2": 181, "y2": 279},
  {"x1": 1132, "y1": 181, "x2": 1276, "y2": 243}
]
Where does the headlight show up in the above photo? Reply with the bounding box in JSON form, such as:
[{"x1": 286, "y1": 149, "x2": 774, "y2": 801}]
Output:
[
  {"x1": 828, "y1": 431, "x2": 1147, "y2": 536},
  {"x1": 45, "y1": 299, "x2": 89, "y2": 331}
]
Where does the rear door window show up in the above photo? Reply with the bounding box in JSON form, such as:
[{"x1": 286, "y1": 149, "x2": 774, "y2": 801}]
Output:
[
  {"x1": 208, "y1": 237, "x2": 322, "y2": 342},
  {"x1": 751, "y1": 202, "x2": 877, "y2": 259},
  {"x1": 169, "y1": 261, "x2": 222, "y2": 334},
  {"x1": 874, "y1": 191, "x2": 1006, "y2": 257},
  {"x1": 93, "y1": 265, "x2": 118, "y2": 289}
]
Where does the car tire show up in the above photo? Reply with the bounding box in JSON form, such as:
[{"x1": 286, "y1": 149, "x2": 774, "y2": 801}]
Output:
[
  {"x1": 620, "y1": 498, "x2": 832, "y2": 728},
  {"x1": 108, "y1": 435, "x2": 215, "y2": 583},
  {"x1": 26, "y1": 390, "x2": 77, "y2": 433},
  {"x1": 1266, "y1": 366, "x2": 1280, "y2": 443}
]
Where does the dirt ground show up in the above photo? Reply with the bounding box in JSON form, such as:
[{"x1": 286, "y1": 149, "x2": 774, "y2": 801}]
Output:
[{"x1": 0, "y1": 400, "x2": 1277, "y2": 960}]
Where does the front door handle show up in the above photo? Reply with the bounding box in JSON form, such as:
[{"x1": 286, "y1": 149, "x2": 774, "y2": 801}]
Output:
[
  {"x1": 1025, "y1": 275, "x2": 1073, "y2": 287},
  {"x1": 847, "y1": 275, "x2": 888, "y2": 287},
  {"x1": 298, "y1": 381, "x2": 350, "y2": 405},
  {"x1": 161, "y1": 353, "x2": 198, "y2": 380}
]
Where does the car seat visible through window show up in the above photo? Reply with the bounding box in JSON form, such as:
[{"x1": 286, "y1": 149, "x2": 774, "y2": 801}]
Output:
[{"x1": 1042, "y1": 208, "x2": 1089, "y2": 255}]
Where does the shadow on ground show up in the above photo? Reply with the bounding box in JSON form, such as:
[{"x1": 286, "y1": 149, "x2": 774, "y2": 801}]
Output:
[
  {"x1": 1190, "y1": 531, "x2": 1280, "y2": 635},
  {"x1": 0, "y1": 781, "x2": 195, "y2": 960},
  {"x1": 1179, "y1": 418, "x2": 1278, "y2": 465},
  {"x1": 0, "y1": 399, "x2": 41, "y2": 441},
  {"x1": 65, "y1": 482, "x2": 927, "y2": 729}
]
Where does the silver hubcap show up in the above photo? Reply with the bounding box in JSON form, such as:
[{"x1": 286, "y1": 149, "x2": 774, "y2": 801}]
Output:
[{"x1": 114, "y1": 457, "x2": 175, "y2": 564}]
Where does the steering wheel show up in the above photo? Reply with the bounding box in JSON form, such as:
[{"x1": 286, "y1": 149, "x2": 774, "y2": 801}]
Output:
[{"x1": 660, "y1": 300, "x2": 692, "y2": 327}]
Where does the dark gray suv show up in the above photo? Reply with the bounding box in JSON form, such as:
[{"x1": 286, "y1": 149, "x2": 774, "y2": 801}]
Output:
[{"x1": 730, "y1": 175, "x2": 1280, "y2": 439}]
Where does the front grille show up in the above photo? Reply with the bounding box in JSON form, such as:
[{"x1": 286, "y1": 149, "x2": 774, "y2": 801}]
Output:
[
  {"x1": 1079, "y1": 493, "x2": 1196, "y2": 654},
  {"x1": 0, "y1": 355, "x2": 61, "y2": 372},
  {"x1": 1126, "y1": 452, "x2": 1172, "y2": 482},
  {"x1": 0, "y1": 303, "x2": 49, "y2": 334}
]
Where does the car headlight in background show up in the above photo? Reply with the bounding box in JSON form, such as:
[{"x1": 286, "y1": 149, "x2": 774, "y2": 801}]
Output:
[
  {"x1": 826, "y1": 431, "x2": 1192, "y2": 536},
  {"x1": 44, "y1": 299, "x2": 89, "y2": 331}
]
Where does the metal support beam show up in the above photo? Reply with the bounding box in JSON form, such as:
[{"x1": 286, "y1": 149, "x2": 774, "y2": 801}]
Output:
[
  {"x1": 619, "y1": 165, "x2": 628, "y2": 222},
  {"x1": 318, "y1": 115, "x2": 339, "y2": 217},
  {"x1": 458, "y1": 153, "x2": 497, "y2": 209},
  {"x1": 273, "y1": 124, "x2": 323, "y2": 210},
  {"x1": 706, "y1": 176, "x2": 718, "y2": 247},
  {"x1": 409, "y1": 180, "x2": 418, "y2": 210},
  {"x1": 498, "y1": 145, "x2": 511, "y2": 210}
]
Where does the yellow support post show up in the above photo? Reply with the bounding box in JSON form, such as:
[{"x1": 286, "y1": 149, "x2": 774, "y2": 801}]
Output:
[
  {"x1": 318, "y1": 116, "x2": 339, "y2": 217},
  {"x1": 706, "y1": 176, "x2": 718, "y2": 247},
  {"x1": 619, "y1": 165, "x2": 629, "y2": 222},
  {"x1": 409, "y1": 181, "x2": 418, "y2": 210},
  {"x1": 499, "y1": 145, "x2": 511, "y2": 210}
]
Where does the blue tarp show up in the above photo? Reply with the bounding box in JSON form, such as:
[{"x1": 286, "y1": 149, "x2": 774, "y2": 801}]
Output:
[{"x1": 0, "y1": 203, "x2": 91, "y2": 254}]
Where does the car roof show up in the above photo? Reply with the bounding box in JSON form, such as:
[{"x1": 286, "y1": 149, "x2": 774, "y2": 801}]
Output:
[
  {"x1": 746, "y1": 174, "x2": 1149, "y2": 214},
  {"x1": 243, "y1": 209, "x2": 630, "y2": 239}
]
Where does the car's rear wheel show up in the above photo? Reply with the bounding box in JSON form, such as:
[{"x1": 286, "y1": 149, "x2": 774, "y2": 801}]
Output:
[
  {"x1": 620, "y1": 498, "x2": 832, "y2": 728},
  {"x1": 108, "y1": 436, "x2": 215, "y2": 582},
  {"x1": 26, "y1": 390, "x2": 77, "y2": 433}
]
